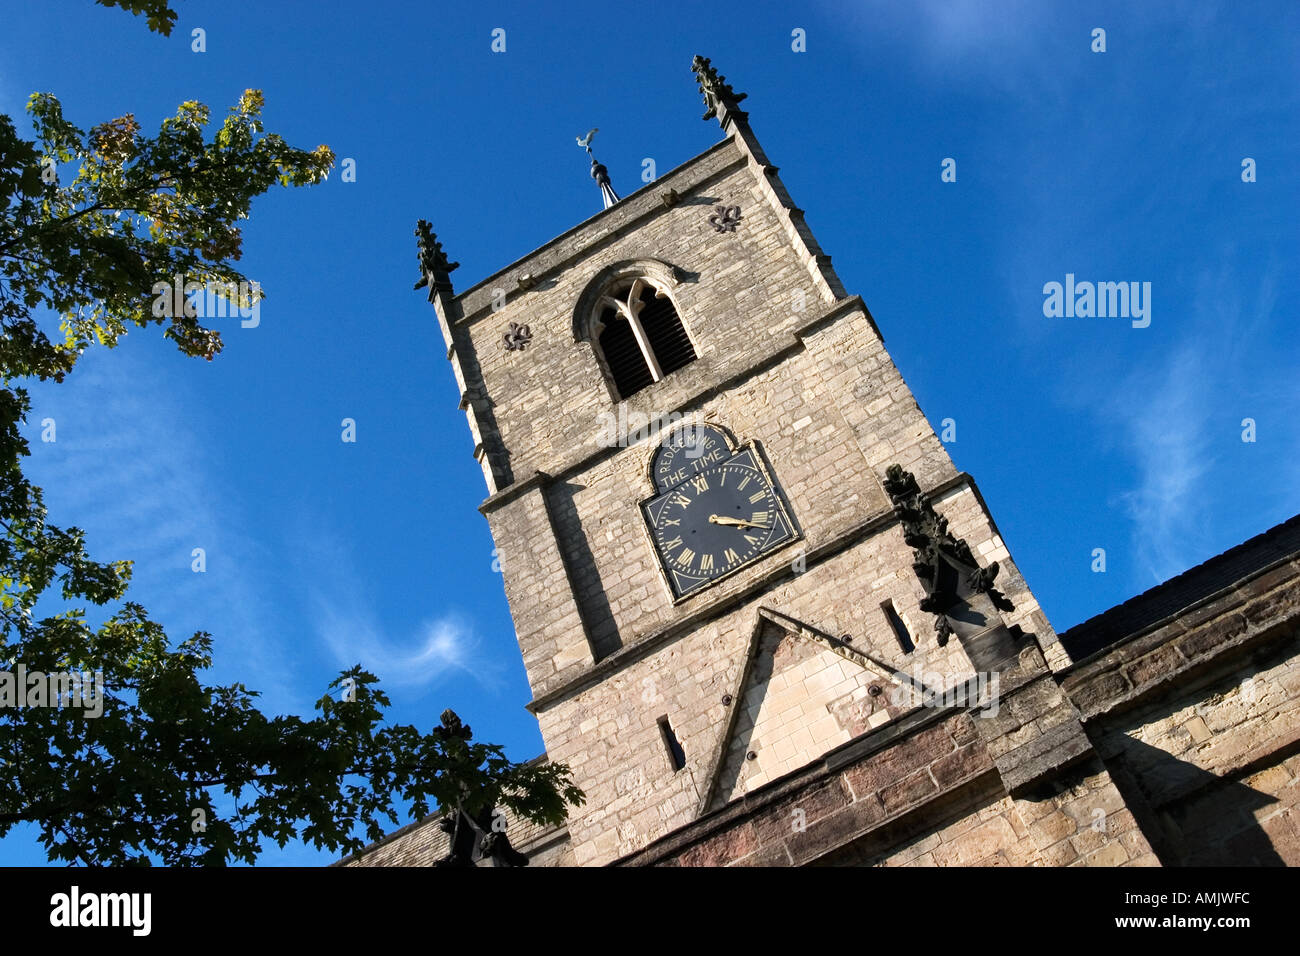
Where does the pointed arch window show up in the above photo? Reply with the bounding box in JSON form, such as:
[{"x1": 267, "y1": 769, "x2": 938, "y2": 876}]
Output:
[{"x1": 594, "y1": 277, "x2": 696, "y2": 400}]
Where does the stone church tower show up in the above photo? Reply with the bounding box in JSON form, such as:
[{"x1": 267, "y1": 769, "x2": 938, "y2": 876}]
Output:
[{"x1": 344, "y1": 58, "x2": 1300, "y2": 868}]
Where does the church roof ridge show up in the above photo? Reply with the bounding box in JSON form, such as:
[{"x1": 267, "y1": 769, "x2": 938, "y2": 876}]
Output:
[{"x1": 1060, "y1": 511, "x2": 1300, "y2": 661}]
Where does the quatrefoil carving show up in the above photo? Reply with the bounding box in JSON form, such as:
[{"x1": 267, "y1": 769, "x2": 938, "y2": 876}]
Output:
[
  {"x1": 503, "y1": 322, "x2": 532, "y2": 351},
  {"x1": 708, "y1": 204, "x2": 742, "y2": 232}
]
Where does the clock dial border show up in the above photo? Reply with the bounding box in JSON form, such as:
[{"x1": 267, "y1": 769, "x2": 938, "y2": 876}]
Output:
[
  {"x1": 641, "y1": 444, "x2": 801, "y2": 602},
  {"x1": 649, "y1": 423, "x2": 735, "y2": 493}
]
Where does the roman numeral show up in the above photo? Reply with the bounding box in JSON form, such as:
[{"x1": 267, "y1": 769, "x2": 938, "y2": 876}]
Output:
[
  {"x1": 737, "y1": 475, "x2": 752, "y2": 491},
  {"x1": 751, "y1": 511, "x2": 769, "y2": 525},
  {"x1": 662, "y1": 518, "x2": 680, "y2": 526},
  {"x1": 676, "y1": 548, "x2": 695, "y2": 567},
  {"x1": 724, "y1": 548, "x2": 740, "y2": 564},
  {"x1": 744, "y1": 534, "x2": 761, "y2": 546},
  {"x1": 749, "y1": 491, "x2": 766, "y2": 504},
  {"x1": 690, "y1": 474, "x2": 709, "y2": 493},
  {"x1": 699, "y1": 553, "x2": 715, "y2": 572},
  {"x1": 662, "y1": 536, "x2": 683, "y2": 551},
  {"x1": 671, "y1": 493, "x2": 691, "y2": 508}
]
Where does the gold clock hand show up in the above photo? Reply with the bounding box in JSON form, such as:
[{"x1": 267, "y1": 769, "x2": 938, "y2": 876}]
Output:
[{"x1": 708, "y1": 515, "x2": 770, "y2": 529}]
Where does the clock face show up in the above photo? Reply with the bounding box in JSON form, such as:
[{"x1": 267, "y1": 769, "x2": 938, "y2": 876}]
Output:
[{"x1": 643, "y1": 446, "x2": 797, "y2": 599}]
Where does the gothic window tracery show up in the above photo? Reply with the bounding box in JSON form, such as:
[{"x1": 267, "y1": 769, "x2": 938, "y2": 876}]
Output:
[{"x1": 592, "y1": 277, "x2": 695, "y2": 399}]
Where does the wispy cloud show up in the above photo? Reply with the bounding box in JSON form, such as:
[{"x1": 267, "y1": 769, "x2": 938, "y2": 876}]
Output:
[
  {"x1": 1097, "y1": 260, "x2": 1293, "y2": 584},
  {"x1": 21, "y1": 342, "x2": 303, "y2": 710},
  {"x1": 1108, "y1": 345, "x2": 1215, "y2": 582},
  {"x1": 314, "y1": 602, "x2": 480, "y2": 691},
  {"x1": 22, "y1": 338, "x2": 503, "y2": 713},
  {"x1": 822, "y1": 0, "x2": 1068, "y2": 98},
  {"x1": 295, "y1": 520, "x2": 496, "y2": 696},
  {"x1": 894, "y1": 0, "x2": 1052, "y2": 60}
]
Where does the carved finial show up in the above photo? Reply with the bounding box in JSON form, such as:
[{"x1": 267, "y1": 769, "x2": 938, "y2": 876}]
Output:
[
  {"x1": 413, "y1": 219, "x2": 459, "y2": 299},
  {"x1": 692, "y1": 54, "x2": 747, "y2": 124},
  {"x1": 433, "y1": 708, "x2": 472, "y2": 743}
]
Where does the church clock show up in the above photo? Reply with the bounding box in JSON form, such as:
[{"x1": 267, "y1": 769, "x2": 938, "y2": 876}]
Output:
[{"x1": 643, "y1": 427, "x2": 797, "y2": 600}]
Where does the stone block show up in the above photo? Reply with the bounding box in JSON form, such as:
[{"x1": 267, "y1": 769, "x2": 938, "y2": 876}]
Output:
[
  {"x1": 879, "y1": 769, "x2": 938, "y2": 814},
  {"x1": 932, "y1": 816, "x2": 1018, "y2": 867},
  {"x1": 1176, "y1": 612, "x2": 1249, "y2": 659},
  {"x1": 841, "y1": 725, "x2": 956, "y2": 799},
  {"x1": 678, "y1": 822, "x2": 758, "y2": 867},
  {"x1": 752, "y1": 779, "x2": 850, "y2": 847},
  {"x1": 929, "y1": 743, "x2": 995, "y2": 789},
  {"x1": 787, "y1": 797, "x2": 888, "y2": 866},
  {"x1": 1125, "y1": 644, "x2": 1186, "y2": 688},
  {"x1": 1080, "y1": 841, "x2": 1129, "y2": 867}
]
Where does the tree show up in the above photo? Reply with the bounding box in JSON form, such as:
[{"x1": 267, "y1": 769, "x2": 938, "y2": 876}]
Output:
[{"x1": 0, "y1": 2, "x2": 582, "y2": 865}]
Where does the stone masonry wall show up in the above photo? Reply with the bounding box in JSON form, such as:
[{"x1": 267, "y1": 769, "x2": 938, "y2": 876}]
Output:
[
  {"x1": 535, "y1": 480, "x2": 1052, "y2": 865},
  {"x1": 1090, "y1": 631, "x2": 1300, "y2": 864},
  {"x1": 1064, "y1": 544, "x2": 1300, "y2": 865},
  {"x1": 463, "y1": 140, "x2": 825, "y2": 484},
  {"x1": 618, "y1": 711, "x2": 1033, "y2": 867},
  {"x1": 713, "y1": 619, "x2": 902, "y2": 806}
]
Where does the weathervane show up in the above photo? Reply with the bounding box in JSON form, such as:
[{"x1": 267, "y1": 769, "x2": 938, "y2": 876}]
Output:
[{"x1": 577, "y1": 127, "x2": 620, "y2": 210}]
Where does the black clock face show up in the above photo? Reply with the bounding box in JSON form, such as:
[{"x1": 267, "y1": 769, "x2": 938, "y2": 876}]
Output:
[{"x1": 643, "y1": 447, "x2": 796, "y2": 599}]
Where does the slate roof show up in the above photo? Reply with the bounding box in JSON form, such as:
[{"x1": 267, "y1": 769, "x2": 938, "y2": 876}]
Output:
[{"x1": 1060, "y1": 513, "x2": 1300, "y2": 662}]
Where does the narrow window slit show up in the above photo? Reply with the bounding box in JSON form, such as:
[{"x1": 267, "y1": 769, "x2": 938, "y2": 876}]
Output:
[
  {"x1": 882, "y1": 600, "x2": 915, "y2": 654},
  {"x1": 658, "y1": 716, "x2": 686, "y2": 771}
]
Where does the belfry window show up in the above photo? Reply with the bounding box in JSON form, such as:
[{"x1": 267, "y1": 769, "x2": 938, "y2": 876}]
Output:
[{"x1": 594, "y1": 277, "x2": 695, "y2": 399}]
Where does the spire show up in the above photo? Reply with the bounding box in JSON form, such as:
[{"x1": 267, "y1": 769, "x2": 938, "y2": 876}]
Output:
[
  {"x1": 591, "y1": 158, "x2": 620, "y2": 209},
  {"x1": 577, "y1": 127, "x2": 620, "y2": 209},
  {"x1": 691, "y1": 55, "x2": 748, "y2": 130}
]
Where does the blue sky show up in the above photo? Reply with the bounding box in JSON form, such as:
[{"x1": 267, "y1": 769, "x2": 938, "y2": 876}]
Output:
[{"x1": 0, "y1": 0, "x2": 1296, "y2": 865}]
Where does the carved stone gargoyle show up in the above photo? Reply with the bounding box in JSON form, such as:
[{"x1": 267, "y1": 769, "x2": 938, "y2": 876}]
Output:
[
  {"x1": 431, "y1": 709, "x2": 530, "y2": 867},
  {"x1": 882, "y1": 465, "x2": 1014, "y2": 647},
  {"x1": 435, "y1": 807, "x2": 529, "y2": 868}
]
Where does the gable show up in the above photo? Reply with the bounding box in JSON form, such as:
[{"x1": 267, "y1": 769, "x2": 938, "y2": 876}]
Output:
[{"x1": 700, "y1": 608, "x2": 906, "y2": 812}]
